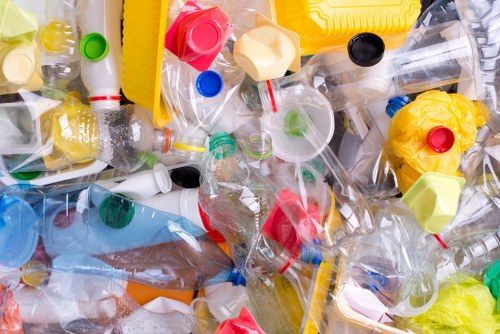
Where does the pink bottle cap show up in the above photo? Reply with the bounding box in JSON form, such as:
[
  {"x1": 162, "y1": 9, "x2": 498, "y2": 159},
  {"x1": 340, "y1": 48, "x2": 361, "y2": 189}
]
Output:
[
  {"x1": 427, "y1": 126, "x2": 455, "y2": 153},
  {"x1": 165, "y1": 1, "x2": 232, "y2": 72}
]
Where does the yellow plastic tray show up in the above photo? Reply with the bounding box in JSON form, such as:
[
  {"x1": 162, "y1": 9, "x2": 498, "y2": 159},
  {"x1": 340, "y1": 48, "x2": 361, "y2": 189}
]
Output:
[
  {"x1": 122, "y1": 0, "x2": 171, "y2": 128},
  {"x1": 269, "y1": 0, "x2": 421, "y2": 55}
]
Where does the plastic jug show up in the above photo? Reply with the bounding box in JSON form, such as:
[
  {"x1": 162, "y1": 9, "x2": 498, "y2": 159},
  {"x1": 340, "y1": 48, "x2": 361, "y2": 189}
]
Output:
[{"x1": 269, "y1": 0, "x2": 421, "y2": 54}]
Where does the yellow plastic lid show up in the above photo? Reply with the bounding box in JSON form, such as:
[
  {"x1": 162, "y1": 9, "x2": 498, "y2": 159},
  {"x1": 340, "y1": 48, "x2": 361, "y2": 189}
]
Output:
[{"x1": 401, "y1": 172, "x2": 465, "y2": 234}]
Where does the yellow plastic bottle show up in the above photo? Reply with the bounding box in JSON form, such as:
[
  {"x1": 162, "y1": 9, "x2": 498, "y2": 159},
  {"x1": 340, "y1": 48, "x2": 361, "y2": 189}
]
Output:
[{"x1": 269, "y1": 0, "x2": 421, "y2": 55}]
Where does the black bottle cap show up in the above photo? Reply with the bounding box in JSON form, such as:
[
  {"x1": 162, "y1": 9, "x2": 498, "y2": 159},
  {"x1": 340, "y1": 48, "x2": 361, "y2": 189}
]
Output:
[
  {"x1": 170, "y1": 166, "x2": 201, "y2": 188},
  {"x1": 348, "y1": 33, "x2": 385, "y2": 67}
]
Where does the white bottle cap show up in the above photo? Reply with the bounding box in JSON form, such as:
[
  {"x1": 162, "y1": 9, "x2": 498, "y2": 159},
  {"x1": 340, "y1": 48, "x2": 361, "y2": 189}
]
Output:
[{"x1": 110, "y1": 163, "x2": 172, "y2": 200}]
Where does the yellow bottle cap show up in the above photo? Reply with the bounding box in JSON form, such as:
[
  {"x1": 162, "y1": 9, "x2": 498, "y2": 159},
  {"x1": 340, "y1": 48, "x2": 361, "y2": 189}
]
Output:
[
  {"x1": 401, "y1": 172, "x2": 465, "y2": 234},
  {"x1": 21, "y1": 260, "x2": 49, "y2": 287}
]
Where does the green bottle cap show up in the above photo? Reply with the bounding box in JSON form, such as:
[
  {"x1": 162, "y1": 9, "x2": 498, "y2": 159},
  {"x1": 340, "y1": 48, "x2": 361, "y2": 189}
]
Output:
[
  {"x1": 209, "y1": 132, "x2": 236, "y2": 160},
  {"x1": 11, "y1": 170, "x2": 42, "y2": 181},
  {"x1": 99, "y1": 193, "x2": 135, "y2": 229},
  {"x1": 80, "y1": 33, "x2": 109, "y2": 62}
]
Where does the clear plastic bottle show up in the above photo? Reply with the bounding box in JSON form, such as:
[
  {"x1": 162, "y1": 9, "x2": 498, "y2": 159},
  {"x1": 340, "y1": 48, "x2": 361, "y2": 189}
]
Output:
[
  {"x1": 0, "y1": 184, "x2": 245, "y2": 290},
  {"x1": 198, "y1": 132, "x2": 275, "y2": 275},
  {"x1": 39, "y1": 0, "x2": 80, "y2": 90}
]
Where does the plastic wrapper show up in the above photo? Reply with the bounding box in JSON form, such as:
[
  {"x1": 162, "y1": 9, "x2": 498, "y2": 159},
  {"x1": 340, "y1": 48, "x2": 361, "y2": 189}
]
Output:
[
  {"x1": 410, "y1": 277, "x2": 500, "y2": 334},
  {"x1": 0, "y1": 183, "x2": 244, "y2": 291},
  {"x1": 387, "y1": 90, "x2": 487, "y2": 193},
  {"x1": 0, "y1": 271, "x2": 194, "y2": 334}
]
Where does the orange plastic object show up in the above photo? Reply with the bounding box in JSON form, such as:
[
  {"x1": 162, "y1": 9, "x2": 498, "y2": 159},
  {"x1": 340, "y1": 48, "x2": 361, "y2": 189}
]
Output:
[
  {"x1": 126, "y1": 282, "x2": 194, "y2": 306},
  {"x1": 122, "y1": 0, "x2": 171, "y2": 128},
  {"x1": 269, "y1": 0, "x2": 421, "y2": 54},
  {"x1": 0, "y1": 285, "x2": 23, "y2": 334}
]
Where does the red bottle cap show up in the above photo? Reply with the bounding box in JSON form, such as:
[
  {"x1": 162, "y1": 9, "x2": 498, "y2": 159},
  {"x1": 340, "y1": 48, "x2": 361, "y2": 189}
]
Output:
[
  {"x1": 427, "y1": 126, "x2": 455, "y2": 153},
  {"x1": 165, "y1": 1, "x2": 232, "y2": 72}
]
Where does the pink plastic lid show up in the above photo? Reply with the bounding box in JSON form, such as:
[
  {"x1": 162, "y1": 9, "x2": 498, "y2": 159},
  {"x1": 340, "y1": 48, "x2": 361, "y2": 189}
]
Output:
[
  {"x1": 427, "y1": 126, "x2": 455, "y2": 153},
  {"x1": 165, "y1": 1, "x2": 232, "y2": 71}
]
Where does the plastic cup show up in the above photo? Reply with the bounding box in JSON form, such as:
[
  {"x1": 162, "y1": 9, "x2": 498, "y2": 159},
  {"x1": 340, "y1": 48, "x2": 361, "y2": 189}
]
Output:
[{"x1": 0, "y1": 42, "x2": 36, "y2": 85}]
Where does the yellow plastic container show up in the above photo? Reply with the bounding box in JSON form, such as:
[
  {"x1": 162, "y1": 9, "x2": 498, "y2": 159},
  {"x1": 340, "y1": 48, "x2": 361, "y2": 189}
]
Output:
[
  {"x1": 122, "y1": 0, "x2": 171, "y2": 128},
  {"x1": 269, "y1": 0, "x2": 421, "y2": 55}
]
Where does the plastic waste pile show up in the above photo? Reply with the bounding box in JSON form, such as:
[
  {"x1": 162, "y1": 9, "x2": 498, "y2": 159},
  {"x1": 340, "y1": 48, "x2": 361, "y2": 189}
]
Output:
[{"x1": 0, "y1": 0, "x2": 499, "y2": 333}]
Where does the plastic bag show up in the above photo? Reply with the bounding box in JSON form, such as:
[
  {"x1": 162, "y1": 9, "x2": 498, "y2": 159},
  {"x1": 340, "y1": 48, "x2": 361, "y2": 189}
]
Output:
[
  {"x1": 410, "y1": 277, "x2": 500, "y2": 334},
  {"x1": 215, "y1": 307, "x2": 265, "y2": 334},
  {"x1": 387, "y1": 90, "x2": 487, "y2": 193}
]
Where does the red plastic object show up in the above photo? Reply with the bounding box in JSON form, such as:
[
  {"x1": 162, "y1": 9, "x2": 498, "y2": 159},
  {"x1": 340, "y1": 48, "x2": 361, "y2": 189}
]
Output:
[
  {"x1": 0, "y1": 285, "x2": 23, "y2": 334},
  {"x1": 198, "y1": 203, "x2": 226, "y2": 243},
  {"x1": 215, "y1": 307, "x2": 265, "y2": 334},
  {"x1": 427, "y1": 126, "x2": 455, "y2": 153},
  {"x1": 262, "y1": 189, "x2": 321, "y2": 273},
  {"x1": 165, "y1": 0, "x2": 232, "y2": 72}
]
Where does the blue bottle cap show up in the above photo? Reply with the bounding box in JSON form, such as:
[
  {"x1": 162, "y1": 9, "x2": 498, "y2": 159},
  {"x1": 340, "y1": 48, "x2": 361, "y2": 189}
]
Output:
[
  {"x1": 196, "y1": 70, "x2": 223, "y2": 98},
  {"x1": 386, "y1": 95, "x2": 412, "y2": 118},
  {"x1": 0, "y1": 195, "x2": 39, "y2": 267}
]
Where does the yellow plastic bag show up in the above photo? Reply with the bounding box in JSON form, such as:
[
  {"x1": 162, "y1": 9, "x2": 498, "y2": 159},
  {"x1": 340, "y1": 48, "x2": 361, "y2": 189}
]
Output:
[
  {"x1": 410, "y1": 277, "x2": 500, "y2": 334},
  {"x1": 387, "y1": 90, "x2": 487, "y2": 194}
]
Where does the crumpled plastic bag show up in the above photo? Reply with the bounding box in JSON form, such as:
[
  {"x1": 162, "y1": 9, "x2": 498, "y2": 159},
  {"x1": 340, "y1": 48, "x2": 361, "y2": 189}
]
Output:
[
  {"x1": 484, "y1": 260, "x2": 500, "y2": 311},
  {"x1": 215, "y1": 307, "x2": 265, "y2": 334},
  {"x1": 0, "y1": 285, "x2": 23, "y2": 334},
  {"x1": 387, "y1": 90, "x2": 488, "y2": 193},
  {"x1": 410, "y1": 277, "x2": 500, "y2": 334}
]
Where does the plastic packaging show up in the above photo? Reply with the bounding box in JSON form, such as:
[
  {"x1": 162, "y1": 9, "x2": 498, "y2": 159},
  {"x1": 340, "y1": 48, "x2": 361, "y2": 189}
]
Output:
[
  {"x1": 215, "y1": 307, "x2": 265, "y2": 334},
  {"x1": 0, "y1": 184, "x2": 244, "y2": 290},
  {"x1": 77, "y1": 0, "x2": 122, "y2": 111},
  {"x1": 269, "y1": 0, "x2": 422, "y2": 54},
  {"x1": 410, "y1": 277, "x2": 500, "y2": 334},
  {"x1": 39, "y1": 0, "x2": 80, "y2": 91},
  {"x1": 484, "y1": 260, "x2": 500, "y2": 311}
]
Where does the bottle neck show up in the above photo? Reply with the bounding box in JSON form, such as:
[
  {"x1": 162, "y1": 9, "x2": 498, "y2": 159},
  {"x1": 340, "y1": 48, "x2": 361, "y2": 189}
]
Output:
[
  {"x1": 258, "y1": 80, "x2": 285, "y2": 114},
  {"x1": 154, "y1": 128, "x2": 171, "y2": 153}
]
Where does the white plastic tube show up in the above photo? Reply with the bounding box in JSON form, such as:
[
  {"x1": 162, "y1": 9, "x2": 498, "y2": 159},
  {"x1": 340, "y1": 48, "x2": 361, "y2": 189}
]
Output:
[{"x1": 78, "y1": 0, "x2": 123, "y2": 110}]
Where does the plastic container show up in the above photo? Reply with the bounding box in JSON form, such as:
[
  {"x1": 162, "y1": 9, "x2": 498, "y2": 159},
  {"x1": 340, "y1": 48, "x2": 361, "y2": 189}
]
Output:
[
  {"x1": 269, "y1": 0, "x2": 422, "y2": 54},
  {"x1": 77, "y1": 0, "x2": 122, "y2": 111},
  {"x1": 122, "y1": 0, "x2": 171, "y2": 128}
]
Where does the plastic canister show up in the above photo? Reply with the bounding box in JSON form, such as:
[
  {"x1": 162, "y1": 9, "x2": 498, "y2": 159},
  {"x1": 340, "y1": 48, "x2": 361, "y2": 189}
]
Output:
[
  {"x1": 269, "y1": 0, "x2": 421, "y2": 54},
  {"x1": 0, "y1": 42, "x2": 36, "y2": 85}
]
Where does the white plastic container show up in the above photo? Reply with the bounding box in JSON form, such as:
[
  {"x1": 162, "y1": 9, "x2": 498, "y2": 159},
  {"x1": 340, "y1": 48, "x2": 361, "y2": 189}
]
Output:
[{"x1": 78, "y1": 0, "x2": 123, "y2": 110}]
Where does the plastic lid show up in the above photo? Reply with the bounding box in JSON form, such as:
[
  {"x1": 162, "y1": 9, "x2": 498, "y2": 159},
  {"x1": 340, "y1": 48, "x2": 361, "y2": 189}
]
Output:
[
  {"x1": 186, "y1": 18, "x2": 223, "y2": 54},
  {"x1": 348, "y1": 33, "x2": 385, "y2": 67},
  {"x1": 21, "y1": 260, "x2": 49, "y2": 287},
  {"x1": 284, "y1": 110, "x2": 311, "y2": 137},
  {"x1": 386, "y1": 95, "x2": 412, "y2": 118},
  {"x1": 3, "y1": 45, "x2": 36, "y2": 85},
  {"x1": 209, "y1": 132, "x2": 235, "y2": 160},
  {"x1": 153, "y1": 163, "x2": 173, "y2": 194},
  {"x1": 99, "y1": 194, "x2": 135, "y2": 229},
  {"x1": 198, "y1": 203, "x2": 226, "y2": 243},
  {"x1": 80, "y1": 33, "x2": 109, "y2": 62},
  {"x1": 11, "y1": 170, "x2": 42, "y2": 181},
  {"x1": 170, "y1": 166, "x2": 201, "y2": 188},
  {"x1": 196, "y1": 70, "x2": 223, "y2": 98},
  {"x1": 52, "y1": 207, "x2": 76, "y2": 228},
  {"x1": 427, "y1": 126, "x2": 455, "y2": 153}
]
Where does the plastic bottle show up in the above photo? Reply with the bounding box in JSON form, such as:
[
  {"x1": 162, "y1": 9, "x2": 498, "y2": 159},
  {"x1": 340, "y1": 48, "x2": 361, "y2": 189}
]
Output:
[
  {"x1": 0, "y1": 184, "x2": 244, "y2": 290},
  {"x1": 39, "y1": 0, "x2": 80, "y2": 90},
  {"x1": 258, "y1": 21, "x2": 474, "y2": 116},
  {"x1": 77, "y1": 0, "x2": 122, "y2": 110},
  {"x1": 198, "y1": 132, "x2": 275, "y2": 275}
]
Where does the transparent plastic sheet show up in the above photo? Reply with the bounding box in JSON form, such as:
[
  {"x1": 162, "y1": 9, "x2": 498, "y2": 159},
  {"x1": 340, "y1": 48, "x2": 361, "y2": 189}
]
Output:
[
  {"x1": 0, "y1": 183, "x2": 243, "y2": 291},
  {"x1": 0, "y1": 271, "x2": 194, "y2": 334},
  {"x1": 161, "y1": 45, "x2": 246, "y2": 138}
]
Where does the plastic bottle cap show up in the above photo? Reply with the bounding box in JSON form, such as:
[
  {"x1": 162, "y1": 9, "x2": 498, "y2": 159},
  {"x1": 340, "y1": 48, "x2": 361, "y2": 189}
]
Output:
[
  {"x1": 170, "y1": 166, "x2": 201, "y2": 188},
  {"x1": 21, "y1": 260, "x2": 49, "y2": 287},
  {"x1": 186, "y1": 18, "x2": 223, "y2": 54},
  {"x1": 52, "y1": 207, "x2": 76, "y2": 228},
  {"x1": 284, "y1": 110, "x2": 311, "y2": 137},
  {"x1": 2, "y1": 45, "x2": 36, "y2": 85},
  {"x1": 427, "y1": 126, "x2": 455, "y2": 153},
  {"x1": 348, "y1": 33, "x2": 385, "y2": 67},
  {"x1": 196, "y1": 70, "x2": 223, "y2": 98},
  {"x1": 80, "y1": 33, "x2": 109, "y2": 62},
  {"x1": 209, "y1": 132, "x2": 235, "y2": 160},
  {"x1": 153, "y1": 164, "x2": 173, "y2": 194},
  {"x1": 11, "y1": 171, "x2": 42, "y2": 181},
  {"x1": 99, "y1": 194, "x2": 135, "y2": 229}
]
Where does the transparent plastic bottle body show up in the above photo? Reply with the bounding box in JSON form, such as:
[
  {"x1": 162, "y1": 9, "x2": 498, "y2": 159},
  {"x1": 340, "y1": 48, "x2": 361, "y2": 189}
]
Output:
[
  {"x1": 39, "y1": 0, "x2": 80, "y2": 90},
  {"x1": 0, "y1": 184, "x2": 242, "y2": 291},
  {"x1": 198, "y1": 133, "x2": 274, "y2": 275}
]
